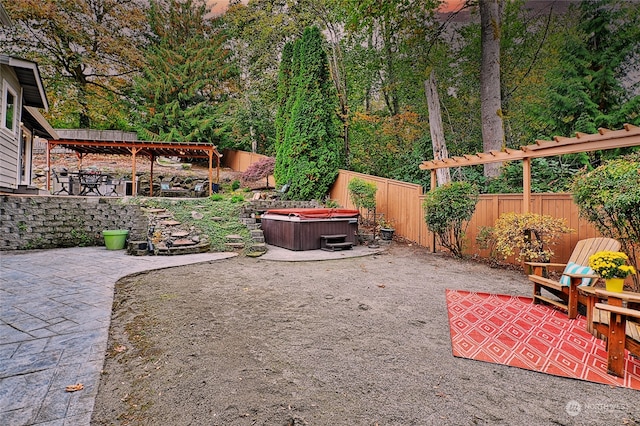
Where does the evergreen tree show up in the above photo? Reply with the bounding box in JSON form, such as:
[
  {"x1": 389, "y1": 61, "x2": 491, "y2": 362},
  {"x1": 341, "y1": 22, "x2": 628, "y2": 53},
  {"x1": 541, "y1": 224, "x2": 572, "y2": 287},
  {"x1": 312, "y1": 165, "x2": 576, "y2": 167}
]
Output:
[
  {"x1": 132, "y1": 0, "x2": 238, "y2": 144},
  {"x1": 274, "y1": 42, "x2": 294, "y2": 184},
  {"x1": 541, "y1": 0, "x2": 640, "y2": 137},
  {"x1": 278, "y1": 27, "x2": 343, "y2": 200}
]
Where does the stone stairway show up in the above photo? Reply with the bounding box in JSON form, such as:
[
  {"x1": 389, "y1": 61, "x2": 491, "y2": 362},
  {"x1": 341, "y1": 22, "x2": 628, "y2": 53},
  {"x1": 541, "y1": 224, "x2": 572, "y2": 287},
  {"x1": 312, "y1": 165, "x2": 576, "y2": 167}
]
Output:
[{"x1": 128, "y1": 207, "x2": 211, "y2": 256}]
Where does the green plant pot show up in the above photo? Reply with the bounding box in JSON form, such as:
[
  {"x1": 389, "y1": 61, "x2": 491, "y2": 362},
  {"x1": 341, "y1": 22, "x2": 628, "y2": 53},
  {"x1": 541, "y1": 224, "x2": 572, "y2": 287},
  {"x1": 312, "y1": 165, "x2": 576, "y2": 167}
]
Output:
[{"x1": 103, "y1": 230, "x2": 129, "y2": 250}]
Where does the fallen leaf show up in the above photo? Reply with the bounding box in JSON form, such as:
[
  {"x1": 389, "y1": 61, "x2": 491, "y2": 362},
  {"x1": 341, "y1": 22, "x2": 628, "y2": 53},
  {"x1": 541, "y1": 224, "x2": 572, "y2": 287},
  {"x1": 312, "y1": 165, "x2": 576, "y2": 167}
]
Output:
[
  {"x1": 65, "y1": 383, "x2": 84, "y2": 392},
  {"x1": 377, "y1": 284, "x2": 386, "y2": 288},
  {"x1": 114, "y1": 345, "x2": 126, "y2": 353}
]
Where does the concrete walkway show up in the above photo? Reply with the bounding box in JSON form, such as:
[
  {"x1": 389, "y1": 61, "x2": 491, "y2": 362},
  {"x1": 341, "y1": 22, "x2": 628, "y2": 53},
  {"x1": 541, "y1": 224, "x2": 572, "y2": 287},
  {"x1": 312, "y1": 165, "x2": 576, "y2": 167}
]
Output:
[{"x1": 0, "y1": 247, "x2": 237, "y2": 426}]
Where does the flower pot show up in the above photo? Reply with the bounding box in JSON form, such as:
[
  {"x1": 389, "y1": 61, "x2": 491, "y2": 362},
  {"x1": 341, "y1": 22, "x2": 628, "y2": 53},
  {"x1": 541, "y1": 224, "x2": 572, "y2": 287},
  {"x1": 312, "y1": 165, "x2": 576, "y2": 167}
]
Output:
[
  {"x1": 103, "y1": 230, "x2": 129, "y2": 250},
  {"x1": 380, "y1": 228, "x2": 395, "y2": 241},
  {"x1": 605, "y1": 277, "x2": 625, "y2": 293}
]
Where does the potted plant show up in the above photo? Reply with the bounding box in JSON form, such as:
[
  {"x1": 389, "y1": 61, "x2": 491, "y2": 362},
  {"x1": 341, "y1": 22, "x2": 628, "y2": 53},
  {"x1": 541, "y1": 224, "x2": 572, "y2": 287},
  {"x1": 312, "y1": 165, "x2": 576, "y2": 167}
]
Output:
[
  {"x1": 588, "y1": 251, "x2": 637, "y2": 292},
  {"x1": 378, "y1": 216, "x2": 395, "y2": 241}
]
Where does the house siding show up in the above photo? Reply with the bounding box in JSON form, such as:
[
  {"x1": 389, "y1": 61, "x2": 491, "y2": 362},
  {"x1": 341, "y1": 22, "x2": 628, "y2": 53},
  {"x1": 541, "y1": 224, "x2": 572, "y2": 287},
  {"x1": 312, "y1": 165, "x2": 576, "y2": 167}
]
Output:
[{"x1": 0, "y1": 64, "x2": 22, "y2": 190}]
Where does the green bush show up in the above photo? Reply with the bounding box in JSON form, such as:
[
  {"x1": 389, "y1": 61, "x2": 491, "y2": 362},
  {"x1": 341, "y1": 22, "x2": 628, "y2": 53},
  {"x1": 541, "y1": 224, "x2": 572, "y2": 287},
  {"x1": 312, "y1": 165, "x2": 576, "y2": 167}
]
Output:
[
  {"x1": 571, "y1": 154, "x2": 640, "y2": 290},
  {"x1": 231, "y1": 180, "x2": 241, "y2": 191},
  {"x1": 493, "y1": 212, "x2": 573, "y2": 263},
  {"x1": 423, "y1": 182, "x2": 479, "y2": 258},
  {"x1": 347, "y1": 177, "x2": 377, "y2": 225},
  {"x1": 347, "y1": 178, "x2": 377, "y2": 210},
  {"x1": 230, "y1": 194, "x2": 245, "y2": 203}
]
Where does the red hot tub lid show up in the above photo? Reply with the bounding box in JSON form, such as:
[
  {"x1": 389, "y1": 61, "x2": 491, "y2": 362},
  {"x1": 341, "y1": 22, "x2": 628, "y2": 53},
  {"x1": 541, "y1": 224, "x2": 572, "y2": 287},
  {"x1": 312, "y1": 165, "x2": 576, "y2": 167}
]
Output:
[{"x1": 264, "y1": 208, "x2": 360, "y2": 219}]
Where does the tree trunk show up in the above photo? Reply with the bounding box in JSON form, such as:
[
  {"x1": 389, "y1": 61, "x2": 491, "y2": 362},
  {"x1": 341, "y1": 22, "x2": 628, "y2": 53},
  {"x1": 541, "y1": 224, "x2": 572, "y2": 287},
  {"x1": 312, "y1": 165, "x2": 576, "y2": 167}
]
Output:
[
  {"x1": 424, "y1": 70, "x2": 451, "y2": 186},
  {"x1": 480, "y1": 0, "x2": 505, "y2": 178}
]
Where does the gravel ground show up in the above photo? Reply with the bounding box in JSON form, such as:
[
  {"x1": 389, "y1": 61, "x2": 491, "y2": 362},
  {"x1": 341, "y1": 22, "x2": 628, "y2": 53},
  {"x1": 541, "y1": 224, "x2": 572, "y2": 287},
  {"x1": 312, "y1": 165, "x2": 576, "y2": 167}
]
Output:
[{"x1": 91, "y1": 244, "x2": 640, "y2": 425}]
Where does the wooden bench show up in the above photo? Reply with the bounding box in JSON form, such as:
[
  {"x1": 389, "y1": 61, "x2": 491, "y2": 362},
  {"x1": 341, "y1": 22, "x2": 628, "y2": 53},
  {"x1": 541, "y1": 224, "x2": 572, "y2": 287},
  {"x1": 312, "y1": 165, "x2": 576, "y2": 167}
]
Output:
[
  {"x1": 160, "y1": 182, "x2": 189, "y2": 197},
  {"x1": 320, "y1": 234, "x2": 353, "y2": 252}
]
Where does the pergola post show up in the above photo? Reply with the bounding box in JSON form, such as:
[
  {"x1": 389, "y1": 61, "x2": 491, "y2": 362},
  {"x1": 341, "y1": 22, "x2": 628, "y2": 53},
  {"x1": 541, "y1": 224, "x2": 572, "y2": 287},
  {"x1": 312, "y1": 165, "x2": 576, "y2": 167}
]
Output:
[
  {"x1": 523, "y1": 157, "x2": 531, "y2": 214},
  {"x1": 149, "y1": 153, "x2": 155, "y2": 197},
  {"x1": 130, "y1": 147, "x2": 138, "y2": 196},
  {"x1": 430, "y1": 169, "x2": 437, "y2": 253},
  {"x1": 208, "y1": 149, "x2": 214, "y2": 196},
  {"x1": 46, "y1": 141, "x2": 52, "y2": 191}
]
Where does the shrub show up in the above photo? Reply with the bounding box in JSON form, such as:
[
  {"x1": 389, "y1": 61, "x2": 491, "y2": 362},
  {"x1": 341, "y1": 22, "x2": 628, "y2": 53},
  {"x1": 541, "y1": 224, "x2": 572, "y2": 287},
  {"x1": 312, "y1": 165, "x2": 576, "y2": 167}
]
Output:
[
  {"x1": 423, "y1": 182, "x2": 479, "y2": 258},
  {"x1": 571, "y1": 154, "x2": 640, "y2": 290},
  {"x1": 347, "y1": 177, "x2": 377, "y2": 225},
  {"x1": 241, "y1": 157, "x2": 275, "y2": 188},
  {"x1": 231, "y1": 180, "x2": 241, "y2": 191},
  {"x1": 493, "y1": 212, "x2": 573, "y2": 263}
]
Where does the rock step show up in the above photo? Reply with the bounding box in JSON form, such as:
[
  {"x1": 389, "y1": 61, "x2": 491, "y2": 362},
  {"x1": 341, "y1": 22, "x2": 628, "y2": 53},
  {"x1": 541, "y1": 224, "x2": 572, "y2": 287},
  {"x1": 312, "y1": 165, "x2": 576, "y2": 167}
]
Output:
[
  {"x1": 248, "y1": 242, "x2": 267, "y2": 253},
  {"x1": 225, "y1": 242, "x2": 245, "y2": 250},
  {"x1": 225, "y1": 234, "x2": 244, "y2": 242}
]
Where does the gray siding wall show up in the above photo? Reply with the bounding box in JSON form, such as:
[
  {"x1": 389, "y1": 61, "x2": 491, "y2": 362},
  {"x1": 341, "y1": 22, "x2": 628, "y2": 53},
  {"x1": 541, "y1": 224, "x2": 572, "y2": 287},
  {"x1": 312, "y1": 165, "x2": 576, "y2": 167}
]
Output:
[{"x1": 0, "y1": 64, "x2": 22, "y2": 190}]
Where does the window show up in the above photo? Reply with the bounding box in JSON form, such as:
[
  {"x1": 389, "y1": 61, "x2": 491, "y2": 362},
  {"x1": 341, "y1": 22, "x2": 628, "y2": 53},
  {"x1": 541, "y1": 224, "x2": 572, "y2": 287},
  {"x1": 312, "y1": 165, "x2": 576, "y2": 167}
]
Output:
[{"x1": 2, "y1": 80, "x2": 17, "y2": 133}]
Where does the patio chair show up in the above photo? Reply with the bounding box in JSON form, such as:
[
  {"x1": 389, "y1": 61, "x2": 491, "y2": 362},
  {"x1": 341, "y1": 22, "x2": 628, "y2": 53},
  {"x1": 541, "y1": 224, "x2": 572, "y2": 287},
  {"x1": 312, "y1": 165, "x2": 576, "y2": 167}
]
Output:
[
  {"x1": 52, "y1": 168, "x2": 70, "y2": 195},
  {"x1": 105, "y1": 176, "x2": 120, "y2": 196},
  {"x1": 591, "y1": 289, "x2": 640, "y2": 377},
  {"x1": 192, "y1": 181, "x2": 208, "y2": 197},
  {"x1": 526, "y1": 237, "x2": 621, "y2": 319}
]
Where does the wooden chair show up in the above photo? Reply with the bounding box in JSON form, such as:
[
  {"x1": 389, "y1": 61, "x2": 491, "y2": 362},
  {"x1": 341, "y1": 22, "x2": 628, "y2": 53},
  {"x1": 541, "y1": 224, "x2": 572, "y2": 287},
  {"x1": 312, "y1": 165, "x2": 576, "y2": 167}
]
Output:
[
  {"x1": 590, "y1": 289, "x2": 640, "y2": 377},
  {"x1": 526, "y1": 237, "x2": 620, "y2": 319}
]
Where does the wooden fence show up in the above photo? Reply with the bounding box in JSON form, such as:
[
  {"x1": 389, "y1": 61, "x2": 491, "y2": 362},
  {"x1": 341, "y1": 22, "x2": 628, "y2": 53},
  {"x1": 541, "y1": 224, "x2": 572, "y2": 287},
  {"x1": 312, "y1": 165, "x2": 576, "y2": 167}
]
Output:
[{"x1": 223, "y1": 150, "x2": 607, "y2": 265}]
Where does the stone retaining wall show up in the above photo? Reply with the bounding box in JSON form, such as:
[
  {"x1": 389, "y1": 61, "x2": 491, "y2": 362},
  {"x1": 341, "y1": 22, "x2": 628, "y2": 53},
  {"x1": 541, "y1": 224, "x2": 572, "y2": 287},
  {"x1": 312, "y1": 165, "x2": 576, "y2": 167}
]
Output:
[{"x1": 0, "y1": 195, "x2": 147, "y2": 250}]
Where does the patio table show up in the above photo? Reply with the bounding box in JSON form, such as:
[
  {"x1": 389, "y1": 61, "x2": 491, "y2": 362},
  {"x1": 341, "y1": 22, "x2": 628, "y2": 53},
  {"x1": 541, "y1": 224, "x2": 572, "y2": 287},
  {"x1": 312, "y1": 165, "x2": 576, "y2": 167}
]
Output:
[{"x1": 79, "y1": 171, "x2": 107, "y2": 196}]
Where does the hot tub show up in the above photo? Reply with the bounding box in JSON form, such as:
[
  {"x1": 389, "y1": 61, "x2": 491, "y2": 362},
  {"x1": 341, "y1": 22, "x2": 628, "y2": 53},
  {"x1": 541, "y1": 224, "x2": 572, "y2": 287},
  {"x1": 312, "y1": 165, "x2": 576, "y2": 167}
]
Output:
[{"x1": 261, "y1": 208, "x2": 359, "y2": 251}]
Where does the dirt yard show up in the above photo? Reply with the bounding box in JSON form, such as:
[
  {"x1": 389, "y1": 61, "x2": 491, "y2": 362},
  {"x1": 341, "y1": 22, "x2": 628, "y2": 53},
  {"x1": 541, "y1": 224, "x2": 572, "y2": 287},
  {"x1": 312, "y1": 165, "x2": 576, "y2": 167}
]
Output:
[{"x1": 91, "y1": 244, "x2": 639, "y2": 425}]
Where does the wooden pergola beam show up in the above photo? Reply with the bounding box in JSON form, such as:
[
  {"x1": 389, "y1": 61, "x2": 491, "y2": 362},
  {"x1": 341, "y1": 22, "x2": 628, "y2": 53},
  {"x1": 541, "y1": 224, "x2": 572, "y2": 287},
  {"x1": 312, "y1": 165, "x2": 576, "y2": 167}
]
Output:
[
  {"x1": 46, "y1": 137, "x2": 223, "y2": 196},
  {"x1": 419, "y1": 124, "x2": 640, "y2": 214}
]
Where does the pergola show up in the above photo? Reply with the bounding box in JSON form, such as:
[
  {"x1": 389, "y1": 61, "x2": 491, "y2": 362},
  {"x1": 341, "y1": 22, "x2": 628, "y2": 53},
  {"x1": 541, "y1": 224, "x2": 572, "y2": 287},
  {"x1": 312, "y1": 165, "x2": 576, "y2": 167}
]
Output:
[
  {"x1": 419, "y1": 124, "x2": 640, "y2": 212},
  {"x1": 46, "y1": 130, "x2": 222, "y2": 196}
]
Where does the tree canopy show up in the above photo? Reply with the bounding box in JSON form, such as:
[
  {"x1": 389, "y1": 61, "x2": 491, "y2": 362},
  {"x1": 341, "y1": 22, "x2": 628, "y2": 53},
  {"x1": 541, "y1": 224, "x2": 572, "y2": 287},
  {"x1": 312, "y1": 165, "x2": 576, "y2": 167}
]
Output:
[{"x1": 3, "y1": 0, "x2": 639, "y2": 194}]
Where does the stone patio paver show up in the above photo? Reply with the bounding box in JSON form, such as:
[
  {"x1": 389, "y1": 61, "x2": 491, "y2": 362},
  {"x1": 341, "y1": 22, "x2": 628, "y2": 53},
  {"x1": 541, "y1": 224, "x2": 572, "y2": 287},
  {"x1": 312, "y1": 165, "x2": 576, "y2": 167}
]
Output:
[{"x1": 0, "y1": 247, "x2": 236, "y2": 426}]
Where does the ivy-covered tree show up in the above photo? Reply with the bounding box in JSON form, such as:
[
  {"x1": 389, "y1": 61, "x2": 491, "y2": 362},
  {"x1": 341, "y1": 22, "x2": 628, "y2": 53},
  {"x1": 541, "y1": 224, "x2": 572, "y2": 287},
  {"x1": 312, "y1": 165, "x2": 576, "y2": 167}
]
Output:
[
  {"x1": 277, "y1": 26, "x2": 344, "y2": 200},
  {"x1": 131, "y1": 0, "x2": 238, "y2": 144}
]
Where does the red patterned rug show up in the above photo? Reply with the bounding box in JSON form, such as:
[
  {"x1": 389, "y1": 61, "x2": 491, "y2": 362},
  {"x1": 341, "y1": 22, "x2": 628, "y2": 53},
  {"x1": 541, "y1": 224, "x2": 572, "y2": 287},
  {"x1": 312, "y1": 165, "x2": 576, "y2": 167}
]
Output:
[{"x1": 446, "y1": 289, "x2": 640, "y2": 390}]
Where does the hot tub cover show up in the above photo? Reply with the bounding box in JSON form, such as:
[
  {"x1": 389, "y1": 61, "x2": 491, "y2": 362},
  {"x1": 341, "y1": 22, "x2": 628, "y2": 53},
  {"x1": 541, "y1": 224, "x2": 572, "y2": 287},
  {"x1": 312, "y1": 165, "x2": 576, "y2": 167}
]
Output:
[{"x1": 264, "y1": 208, "x2": 359, "y2": 219}]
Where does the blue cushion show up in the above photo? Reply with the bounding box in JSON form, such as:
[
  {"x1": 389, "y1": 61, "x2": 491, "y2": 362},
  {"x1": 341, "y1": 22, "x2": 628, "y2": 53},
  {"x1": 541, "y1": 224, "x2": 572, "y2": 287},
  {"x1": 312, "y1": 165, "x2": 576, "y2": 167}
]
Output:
[
  {"x1": 559, "y1": 261, "x2": 595, "y2": 286},
  {"x1": 161, "y1": 183, "x2": 170, "y2": 190}
]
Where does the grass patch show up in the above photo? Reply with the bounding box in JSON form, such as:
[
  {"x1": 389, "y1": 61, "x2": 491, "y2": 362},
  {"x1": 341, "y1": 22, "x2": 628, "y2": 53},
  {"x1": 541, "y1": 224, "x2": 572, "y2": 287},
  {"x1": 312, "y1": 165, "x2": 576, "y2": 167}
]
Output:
[{"x1": 137, "y1": 193, "x2": 253, "y2": 252}]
